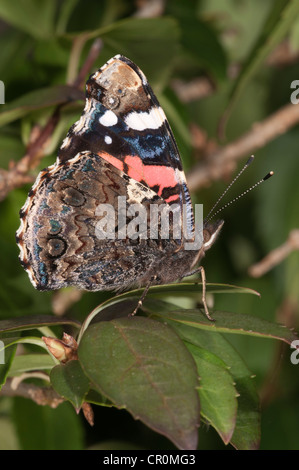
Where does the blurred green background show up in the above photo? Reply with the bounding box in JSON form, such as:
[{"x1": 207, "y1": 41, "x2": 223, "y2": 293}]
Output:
[{"x1": 0, "y1": 0, "x2": 299, "y2": 450}]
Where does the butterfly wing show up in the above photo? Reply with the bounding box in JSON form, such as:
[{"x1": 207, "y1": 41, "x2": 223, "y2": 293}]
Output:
[
  {"x1": 17, "y1": 151, "x2": 193, "y2": 290},
  {"x1": 16, "y1": 56, "x2": 201, "y2": 291},
  {"x1": 58, "y1": 55, "x2": 194, "y2": 237}
]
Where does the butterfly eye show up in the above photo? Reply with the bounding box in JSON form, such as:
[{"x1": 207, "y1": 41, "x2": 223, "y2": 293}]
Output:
[
  {"x1": 203, "y1": 220, "x2": 224, "y2": 252},
  {"x1": 203, "y1": 229, "x2": 211, "y2": 244}
]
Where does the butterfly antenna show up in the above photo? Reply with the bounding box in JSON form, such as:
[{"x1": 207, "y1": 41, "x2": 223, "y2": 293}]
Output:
[
  {"x1": 205, "y1": 170, "x2": 274, "y2": 223},
  {"x1": 204, "y1": 155, "x2": 255, "y2": 223}
]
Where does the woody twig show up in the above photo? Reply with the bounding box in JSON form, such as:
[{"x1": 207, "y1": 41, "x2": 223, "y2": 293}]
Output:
[
  {"x1": 248, "y1": 229, "x2": 299, "y2": 278},
  {"x1": 0, "y1": 38, "x2": 103, "y2": 202},
  {"x1": 1, "y1": 377, "x2": 63, "y2": 408},
  {"x1": 187, "y1": 102, "x2": 299, "y2": 192},
  {"x1": 171, "y1": 76, "x2": 215, "y2": 103},
  {"x1": 0, "y1": 108, "x2": 61, "y2": 201}
]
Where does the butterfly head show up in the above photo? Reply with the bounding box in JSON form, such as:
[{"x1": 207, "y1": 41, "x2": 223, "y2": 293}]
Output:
[{"x1": 202, "y1": 219, "x2": 224, "y2": 252}]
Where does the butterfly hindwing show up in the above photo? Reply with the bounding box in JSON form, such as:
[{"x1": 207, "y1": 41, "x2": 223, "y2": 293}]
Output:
[{"x1": 17, "y1": 151, "x2": 194, "y2": 290}]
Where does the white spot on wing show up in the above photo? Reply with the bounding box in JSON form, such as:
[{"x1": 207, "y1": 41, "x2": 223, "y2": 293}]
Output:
[
  {"x1": 125, "y1": 106, "x2": 165, "y2": 131},
  {"x1": 99, "y1": 110, "x2": 118, "y2": 127},
  {"x1": 104, "y1": 135, "x2": 112, "y2": 145}
]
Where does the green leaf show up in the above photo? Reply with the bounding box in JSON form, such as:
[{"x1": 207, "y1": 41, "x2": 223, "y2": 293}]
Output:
[
  {"x1": 65, "y1": 17, "x2": 180, "y2": 89},
  {"x1": 0, "y1": 0, "x2": 57, "y2": 39},
  {"x1": 144, "y1": 282, "x2": 260, "y2": 297},
  {"x1": 221, "y1": 0, "x2": 299, "y2": 132},
  {"x1": 33, "y1": 39, "x2": 70, "y2": 67},
  {"x1": 257, "y1": 133, "x2": 299, "y2": 303},
  {"x1": 0, "y1": 314, "x2": 81, "y2": 333},
  {"x1": 0, "y1": 85, "x2": 84, "y2": 127},
  {"x1": 145, "y1": 298, "x2": 295, "y2": 449},
  {"x1": 289, "y1": 16, "x2": 299, "y2": 51},
  {"x1": 56, "y1": 0, "x2": 80, "y2": 35},
  {"x1": 85, "y1": 389, "x2": 112, "y2": 408},
  {"x1": 0, "y1": 336, "x2": 58, "y2": 364},
  {"x1": 8, "y1": 354, "x2": 55, "y2": 376},
  {"x1": 0, "y1": 335, "x2": 18, "y2": 389},
  {"x1": 77, "y1": 282, "x2": 260, "y2": 343},
  {"x1": 152, "y1": 308, "x2": 297, "y2": 345},
  {"x1": 165, "y1": 319, "x2": 261, "y2": 450},
  {"x1": 50, "y1": 360, "x2": 90, "y2": 411},
  {"x1": 230, "y1": 374, "x2": 261, "y2": 450},
  {"x1": 187, "y1": 342, "x2": 237, "y2": 444},
  {"x1": 13, "y1": 398, "x2": 84, "y2": 450},
  {"x1": 78, "y1": 316, "x2": 200, "y2": 450},
  {"x1": 0, "y1": 416, "x2": 19, "y2": 450},
  {"x1": 0, "y1": 134, "x2": 25, "y2": 165},
  {"x1": 168, "y1": 0, "x2": 227, "y2": 81}
]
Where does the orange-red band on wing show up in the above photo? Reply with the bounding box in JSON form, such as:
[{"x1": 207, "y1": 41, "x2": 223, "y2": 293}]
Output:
[
  {"x1": 124, "y1": 155, "x2": 178, "y2": 195},
  {"x1": 99, "y1": 152, "x2": 180, "y2": 201},
  {"x1": 98, "y1": 152, "x2": 124, "y2": 172}
]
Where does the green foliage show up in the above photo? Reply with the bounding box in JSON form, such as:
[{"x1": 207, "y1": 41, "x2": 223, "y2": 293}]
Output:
[
  {"x1": 51, "y1": 360, "x2": 90, "y2": 411},
  {"x1": 79, "y1": 316, "x2": 200, "y2": 450},
  {"x1": 0, "y1": 0, "x2": 298, "y2": 451},
  {"x1": 13, "y1": 398, "x2": 84, "y2": 450}
]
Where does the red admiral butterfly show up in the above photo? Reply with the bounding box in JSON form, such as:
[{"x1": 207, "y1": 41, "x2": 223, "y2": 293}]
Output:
[{"x1": 16, "y1": 55, "x2": 223, "y2": 319}]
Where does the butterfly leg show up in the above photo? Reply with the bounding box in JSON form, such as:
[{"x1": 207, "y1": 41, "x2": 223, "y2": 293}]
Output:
[
  {"x1": 129, "y1": 277, "x2": 156, "y2": 317},
  {"x1": 184, "y1": 266, "x2": 214, "y2": 322}
]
